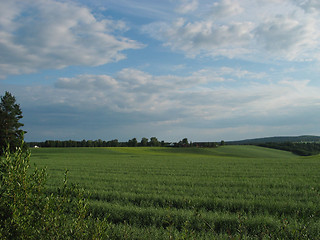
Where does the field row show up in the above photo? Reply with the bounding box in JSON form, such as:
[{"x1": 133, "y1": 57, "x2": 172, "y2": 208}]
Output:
[
  {"x1": 89, "y1": 200, "x2": 320, "y2": 237},
  {"x1": 31, "y1": 146, "x2": 320, "y2": 238}
]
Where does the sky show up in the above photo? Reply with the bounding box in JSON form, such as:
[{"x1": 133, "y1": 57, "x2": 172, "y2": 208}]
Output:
[{"x1": 1, "y1": 0, "x2": 320, "y2": 142}]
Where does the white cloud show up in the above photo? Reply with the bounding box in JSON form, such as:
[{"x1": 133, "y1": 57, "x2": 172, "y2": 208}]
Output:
[
  {"x1": 143, "y1": 18, "x2": 253, "y2": 58},
  {"x1": 211, "y1": 0, "x2": 243, "y2": 19},
  {"x1": 12, "y1": 66, "x2": 320, "y2": 141},
  {"x1": 143, "y1": 0, "x2": 320, "y2": 62},
  {"x1": 0, "y1": 0, "x2": 143, "y2": 79},
  {"x1": 176, "y1": 0, "x2": 199, "y2": 14},
  {"x1": 55, "y1": 75, "x2": 119, "y2": 90},
  {"x1": 255, "y1": 14, "x2": 319, "y2": 60},
  {"x1": 50, "y1": 68, "x2": 320, "y2": 121},
  {"x1": 298, "y1": 0, "x2": 320, "y2": 14}
]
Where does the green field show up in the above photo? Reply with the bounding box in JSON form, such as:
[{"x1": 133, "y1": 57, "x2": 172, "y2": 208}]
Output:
[{"x1": 30, "y1": 146, "x2": 320, "y2": 239}]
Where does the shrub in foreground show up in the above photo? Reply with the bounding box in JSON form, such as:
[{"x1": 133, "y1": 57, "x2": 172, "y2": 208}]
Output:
[{"x1": 0, "y1": 143, "x2": 110, "y2": 239}]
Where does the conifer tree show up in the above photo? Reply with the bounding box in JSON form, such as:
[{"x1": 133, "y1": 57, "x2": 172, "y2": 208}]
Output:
[{"x1": 0, "y1": 91, "x2": 25, "y2": 153}]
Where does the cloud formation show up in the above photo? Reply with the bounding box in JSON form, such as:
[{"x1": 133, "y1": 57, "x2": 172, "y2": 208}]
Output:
[
  {"x1": 143, "y1": 0, "x2": 320, "y2": 61},
  {"x1": 49, "y1": 68, "x2": 320, "y2": 123},
  {"x1": 2, "y1": 0, "x2": 320, "y2": 142},
  {"x1": 0, "y1": 0, "x2": 143, "y2": 79},
  {"x1": 176, "y1": 0, "x2": 199, "y2": 14},
  {"x1": 16, "y1": 66, "x2": 320, "y2": 141}
]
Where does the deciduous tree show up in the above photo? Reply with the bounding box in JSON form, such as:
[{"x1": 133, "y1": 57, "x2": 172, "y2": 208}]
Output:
[
  {"x1": 140, "y1": 137, "x2": 148, "y2": 147},
  {"x1": 149, "y1": 137, "x2": 160, "y2": 147}
]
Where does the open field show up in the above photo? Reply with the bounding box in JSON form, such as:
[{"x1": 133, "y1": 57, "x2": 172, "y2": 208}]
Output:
[{"x1": 30, "y1": 146, "x2": 320, "y2": 239}]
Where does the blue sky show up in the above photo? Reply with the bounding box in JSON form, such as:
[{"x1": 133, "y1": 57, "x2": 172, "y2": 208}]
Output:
[{"x1": 1, "y1": 0, "x2": 320, "y2": 142}]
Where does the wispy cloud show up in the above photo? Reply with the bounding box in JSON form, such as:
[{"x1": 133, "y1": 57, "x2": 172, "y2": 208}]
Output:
[
  {"x1": 176, "y1": 0, "x2": 199, "y2": 14},
  {"x1": 210, "y1": 0, "x2": 243, "y2": 19},
  {"x1": 255, "y1": 14, "x2": 318, "y2": 60}
]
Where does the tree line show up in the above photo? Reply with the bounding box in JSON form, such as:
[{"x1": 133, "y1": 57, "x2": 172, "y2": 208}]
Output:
[
  {"x1": 0, "y1": 91, "x2": 223, "y2": 152},
  {"x1": 258, "y1": 142, "x2": 320, "y2": 156},
  {"x1": 29, "y1": 137, "x2": 166, "y2": 148},
  {"x1": 28, "y1": 138, "x2": 221, "y2": 148}
]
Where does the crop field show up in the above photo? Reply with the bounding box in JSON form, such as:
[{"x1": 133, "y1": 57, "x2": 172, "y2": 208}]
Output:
[{"x1": 30, "y1": 146, "x2": 320, "y2": 239}]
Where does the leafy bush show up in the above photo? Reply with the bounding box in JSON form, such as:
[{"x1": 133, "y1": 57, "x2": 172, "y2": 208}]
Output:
[{"x1": 0, "y1": 143, "x2": 110, "y2": 239}]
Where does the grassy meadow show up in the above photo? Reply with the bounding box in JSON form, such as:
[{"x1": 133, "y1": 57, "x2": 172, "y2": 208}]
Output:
[{"x1": 30, "y1": 146, "x2": 320, "y2": 239}]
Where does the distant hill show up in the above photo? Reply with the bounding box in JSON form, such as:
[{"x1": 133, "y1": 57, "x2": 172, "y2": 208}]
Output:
[{"x1": 227, "y1": 135, "x2": 320, "y2": 145}]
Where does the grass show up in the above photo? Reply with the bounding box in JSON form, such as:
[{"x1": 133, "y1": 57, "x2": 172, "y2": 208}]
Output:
[{"x1": 30, "y1": 146, "x2": 320, "y2": 239}]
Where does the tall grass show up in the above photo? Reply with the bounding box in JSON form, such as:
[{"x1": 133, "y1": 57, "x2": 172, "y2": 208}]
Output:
[{"x1": 30, "y1": 146, "x2": 320, "y2": 239}]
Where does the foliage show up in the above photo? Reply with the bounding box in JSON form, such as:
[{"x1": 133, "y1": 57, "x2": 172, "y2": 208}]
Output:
[
  {"x1": 228, "y1": 135, "x2": 320, "y2": 145},
  {"x1": 28, "y1": 137, "x2": 169, "y2": 148},
  {"x1": 140, "y1": 137, "x2": 148, "y2": 147},
  {"x1": 127, "y1": 138, "x2": 138, "y2": 147},
  {"x1": 28, "y1": 138, "x2": 219, "y2": 148},
  {"x1": 0, "y1": 142, "x2": 110, "y2": 239},
  {"x1": 31, "y1": 146, "x2": 320, "y2": 239},
  {"x1": 149, "y1": 137, "x2": 160, "y2": 147},
  {"x1": 258, "y1": 142, "x2": 320, "y2": 156},
  {"x1": 174, "y1": 138, "x2": 190, "y2": 147},
  {"x1": 0, "y1": 92, "x2": 25, "y2": 154}
]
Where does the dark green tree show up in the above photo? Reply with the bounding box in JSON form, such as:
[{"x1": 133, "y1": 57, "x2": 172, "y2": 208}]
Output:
[
  {"x1": 128, "y1": 138, "x2": 138, "y2": 147},
  {"x1": 149, "y1": 137, "x2": 160, "y2": 147},
  {"x1": 140, "y1": 137, "x2": 148, "y2": 147},
  {"x1": 0, "y1": 92, "x2": 25, "y2": 153},
  {"x1": 107, "y1": 139, "x2": 119, "y2": 147},
  {"x1": 182, "y1": 138, "x2": 189, "y2": 147}
]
